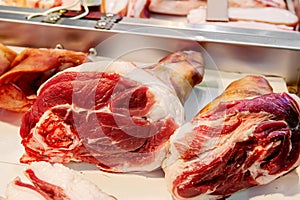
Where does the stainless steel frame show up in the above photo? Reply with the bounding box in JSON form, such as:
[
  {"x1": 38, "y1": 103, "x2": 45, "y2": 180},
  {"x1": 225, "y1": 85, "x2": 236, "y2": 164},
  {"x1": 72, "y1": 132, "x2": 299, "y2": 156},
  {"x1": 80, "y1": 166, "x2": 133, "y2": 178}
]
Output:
[{"x1": 0, "y1": 6, "x2": 299, "y2": 89}]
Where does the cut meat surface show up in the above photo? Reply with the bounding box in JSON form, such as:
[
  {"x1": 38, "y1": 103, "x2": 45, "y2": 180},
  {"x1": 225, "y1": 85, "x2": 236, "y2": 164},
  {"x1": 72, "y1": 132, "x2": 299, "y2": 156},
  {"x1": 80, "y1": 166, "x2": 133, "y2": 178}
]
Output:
[
  {"x1": 20, "y1": 51, "x2": 205, "y2": 172},
  {"x1": 101, "y1": 0, "x2": 129, "y2": 16},
  {"x1": 163, "y1": 75, "x2": 300, "y2": 199},
  {"x1": 1, "y1": 162, "x2": 116, "y2": 200},
  {"x1": 4, "y1": 178, "x2": 53, "y2": 200}
]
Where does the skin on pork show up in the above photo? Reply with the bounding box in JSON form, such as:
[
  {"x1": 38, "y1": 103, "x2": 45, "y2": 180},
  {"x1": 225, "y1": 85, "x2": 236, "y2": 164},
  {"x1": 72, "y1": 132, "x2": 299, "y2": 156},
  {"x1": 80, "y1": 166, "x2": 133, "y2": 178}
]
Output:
[{"x1": 163, "y1": 75, "x2": 300, "y2": 200}]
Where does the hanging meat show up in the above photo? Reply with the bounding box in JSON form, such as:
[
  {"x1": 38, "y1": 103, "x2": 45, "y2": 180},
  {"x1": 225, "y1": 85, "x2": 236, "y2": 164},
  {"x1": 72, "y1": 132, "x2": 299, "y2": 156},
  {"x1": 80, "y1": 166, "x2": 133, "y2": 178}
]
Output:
[
  {"x1": 163, "y1": 75, "x2": 300, "y2": 200},
  {"x1": 0, "y1": 48, "x2": 89, "y2": 112},
  {"x1": 101, "y1": 0, "x2": 150, "y2": 18},
  {"x1": 19, "y1": 50, "x2": 205, "y2": 173}
]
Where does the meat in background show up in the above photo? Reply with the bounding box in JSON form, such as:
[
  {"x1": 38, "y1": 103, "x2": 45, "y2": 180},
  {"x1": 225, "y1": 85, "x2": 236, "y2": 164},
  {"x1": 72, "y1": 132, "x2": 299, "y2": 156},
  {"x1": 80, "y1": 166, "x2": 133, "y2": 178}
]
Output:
[
  {"x1": 0, "y1": 44, "x2": 17, "y2": 76},
  {"x1": 0, "y1": 47, "x2": 89, "y2": 113}
]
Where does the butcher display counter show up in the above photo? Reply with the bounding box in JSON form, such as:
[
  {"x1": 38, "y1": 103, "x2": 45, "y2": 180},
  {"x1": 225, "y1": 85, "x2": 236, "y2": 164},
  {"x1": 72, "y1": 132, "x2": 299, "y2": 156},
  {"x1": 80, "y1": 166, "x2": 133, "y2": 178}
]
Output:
[
  {"x1": 0, "y1": 4, "x2": 300, "y2": 200},
  {"x1": 0, "y1": 5, "x2": 299, "y2": 88}
]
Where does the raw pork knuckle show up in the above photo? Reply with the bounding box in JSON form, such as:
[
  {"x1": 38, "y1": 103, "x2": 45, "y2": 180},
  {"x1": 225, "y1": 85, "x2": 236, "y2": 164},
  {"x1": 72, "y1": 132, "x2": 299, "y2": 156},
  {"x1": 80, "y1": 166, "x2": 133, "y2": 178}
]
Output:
[
  {"x1": 163, "y1": 75, "x2": 300, "y2": 199},
  {"x1": 20, "y1": 51, "x2": 205, "y2": 173}
]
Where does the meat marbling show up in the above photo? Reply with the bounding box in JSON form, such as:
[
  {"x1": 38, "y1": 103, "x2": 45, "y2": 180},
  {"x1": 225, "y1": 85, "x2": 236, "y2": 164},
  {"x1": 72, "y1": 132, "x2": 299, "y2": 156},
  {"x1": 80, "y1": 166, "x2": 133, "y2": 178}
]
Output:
[
  {"x1": 163, "y1": 75, "x2": 300, "y2": 199},
  {"x1": 19, "y1": 51, "x2": 205, "y2": 173}
]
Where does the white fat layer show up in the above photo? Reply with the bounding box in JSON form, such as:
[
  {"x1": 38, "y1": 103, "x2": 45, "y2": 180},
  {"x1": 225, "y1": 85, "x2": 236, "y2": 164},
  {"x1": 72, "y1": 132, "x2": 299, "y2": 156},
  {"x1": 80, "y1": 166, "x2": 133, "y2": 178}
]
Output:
[
  {"x1": 114, "y1": 145, "x2": 168, "y2": 172},
  {"x1": 5, "y1": 179, "x2": 46, "y2": 200},
  {"x1": 147, "y1": 85, "x2": 184, "y2": 124},
  {"x1": 163, "y1": 121, "x2": 196, "y2": 168},
  {"x1": 29, "y1": 162, "x2": 115, "y2": 200}
]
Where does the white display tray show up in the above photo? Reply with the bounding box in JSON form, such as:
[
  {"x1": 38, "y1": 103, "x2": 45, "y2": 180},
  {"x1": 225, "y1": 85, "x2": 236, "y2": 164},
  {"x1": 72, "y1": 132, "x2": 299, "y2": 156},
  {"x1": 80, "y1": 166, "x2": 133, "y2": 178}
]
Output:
[{"x1": 0, "y1": 69, "x2": 297, "y2": 200}]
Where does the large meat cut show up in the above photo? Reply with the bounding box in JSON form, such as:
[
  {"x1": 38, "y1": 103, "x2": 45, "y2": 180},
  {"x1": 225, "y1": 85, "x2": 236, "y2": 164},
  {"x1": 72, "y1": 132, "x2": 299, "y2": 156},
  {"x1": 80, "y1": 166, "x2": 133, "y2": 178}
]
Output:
[
  {"x1": 163, "y1": 75, "x2": 300, "y2": 199},
  {"x1": 187, "y1": 7, "x2": 298, "y2": 28},
  {"x1": 20, "y1": 51, "x2": 205, "y2": 172}
]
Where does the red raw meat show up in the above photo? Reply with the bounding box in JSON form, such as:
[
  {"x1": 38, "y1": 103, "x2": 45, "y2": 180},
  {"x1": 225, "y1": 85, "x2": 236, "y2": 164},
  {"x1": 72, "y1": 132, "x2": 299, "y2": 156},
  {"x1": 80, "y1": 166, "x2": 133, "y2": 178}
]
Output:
[
  {"x1": 20, "y1": 51, "x2": 205, "y2": 172},
  {"x1": 163, "y1": 75, "x2": 300, "y2": 199}
]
